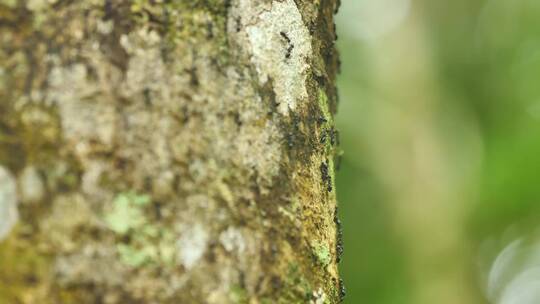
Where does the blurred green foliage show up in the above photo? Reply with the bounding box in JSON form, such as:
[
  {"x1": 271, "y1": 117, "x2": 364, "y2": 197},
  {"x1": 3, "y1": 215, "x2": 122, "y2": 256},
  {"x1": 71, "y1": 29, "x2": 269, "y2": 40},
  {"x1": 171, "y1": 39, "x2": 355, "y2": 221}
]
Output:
[{"x1": 335, "y1": 0, "x2": 540, "y2": 303}]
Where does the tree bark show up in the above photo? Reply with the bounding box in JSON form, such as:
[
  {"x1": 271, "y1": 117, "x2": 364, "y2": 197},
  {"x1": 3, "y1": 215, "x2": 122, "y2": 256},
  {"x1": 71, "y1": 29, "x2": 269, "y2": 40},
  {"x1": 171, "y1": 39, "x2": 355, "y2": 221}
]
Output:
[{"x1": 0, "y1": 0, "x2": 341, "y2": 303}]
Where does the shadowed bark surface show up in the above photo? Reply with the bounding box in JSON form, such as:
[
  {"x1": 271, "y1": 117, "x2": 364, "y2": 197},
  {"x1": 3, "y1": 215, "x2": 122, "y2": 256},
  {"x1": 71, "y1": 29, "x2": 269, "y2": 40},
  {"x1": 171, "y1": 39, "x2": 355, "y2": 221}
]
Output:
[{"x1": 0, "y1": 0, "x2": 341, "y2": 303}]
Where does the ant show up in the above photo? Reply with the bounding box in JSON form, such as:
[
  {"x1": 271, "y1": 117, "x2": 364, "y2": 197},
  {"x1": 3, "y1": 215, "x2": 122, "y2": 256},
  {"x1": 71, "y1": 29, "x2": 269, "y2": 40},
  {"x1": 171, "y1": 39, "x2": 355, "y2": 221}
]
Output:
[{"x1": 279, "y1": 31, "x2": 294, "y2": 60}]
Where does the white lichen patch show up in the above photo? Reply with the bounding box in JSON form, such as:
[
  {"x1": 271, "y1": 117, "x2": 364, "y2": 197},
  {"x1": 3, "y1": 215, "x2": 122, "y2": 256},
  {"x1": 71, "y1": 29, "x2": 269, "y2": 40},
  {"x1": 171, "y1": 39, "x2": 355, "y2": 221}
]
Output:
[
  {"x1": 219, "y1": 227, "x2": 246, "y2": 253},
  {"x1": 81, "y1": 161, "x2": 106, "y2": 198},
  {"x1": 245, "y1": 0, "x2": 313, "y2": 116},
  {"x1": 235, "y1": 119, "x2": 282, "y2": 184},
  {"x1": 0, "y1": 166, "x2": 18, "y2": 242},
  {"x1": 54, "y1": 244, "x2": 127, "y2": 286},
  {"x1": 47, "y1": 63, "x2": 116, "y2": 148},
  {"x1": 96, "y1": 19, "x2": 114, "y2": 35},
  {"x1": 18, "y1": 166, "x2": 45, "y2": 204},
  {"x1": 119, "y1": 29, "x2": 169, "y2": 102},
  {"x1": 176, "y1": 223, "x2": 209, "y2": 270},
  {"x1": 310, "y1": 288, "x2": 327, "y2": 304}
]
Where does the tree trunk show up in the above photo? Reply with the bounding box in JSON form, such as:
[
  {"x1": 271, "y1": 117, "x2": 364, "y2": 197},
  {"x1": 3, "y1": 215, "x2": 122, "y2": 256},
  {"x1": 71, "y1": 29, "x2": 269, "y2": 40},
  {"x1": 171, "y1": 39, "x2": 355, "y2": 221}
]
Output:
[{"x1": 0, "y1": 1, "x2": 341, "y2": 303}]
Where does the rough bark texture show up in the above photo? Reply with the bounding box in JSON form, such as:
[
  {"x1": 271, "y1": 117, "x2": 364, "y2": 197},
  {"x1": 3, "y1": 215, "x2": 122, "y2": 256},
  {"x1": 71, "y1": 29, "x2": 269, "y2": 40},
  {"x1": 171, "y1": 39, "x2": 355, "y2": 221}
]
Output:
[{"x1": 0, "y1": 0, "x2": 341, "y2": 303}]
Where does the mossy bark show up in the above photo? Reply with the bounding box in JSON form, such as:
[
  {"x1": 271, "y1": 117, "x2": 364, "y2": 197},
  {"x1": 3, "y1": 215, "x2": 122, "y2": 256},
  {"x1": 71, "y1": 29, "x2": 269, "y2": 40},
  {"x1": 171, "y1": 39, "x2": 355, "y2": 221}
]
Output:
[{"x1": 0, "y1": 0, "x2": 341, "y2": 303}]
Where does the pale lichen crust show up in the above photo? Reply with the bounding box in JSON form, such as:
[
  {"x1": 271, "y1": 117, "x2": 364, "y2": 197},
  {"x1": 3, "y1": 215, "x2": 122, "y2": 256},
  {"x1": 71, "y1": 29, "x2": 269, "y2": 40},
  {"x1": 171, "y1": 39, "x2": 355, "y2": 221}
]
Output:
[
  {"x1": 0, "y1": 166, "x2": 18, "y2": 242},
  {"x1": 244, "y1": 0, "x2": 313, "y2": 116}
]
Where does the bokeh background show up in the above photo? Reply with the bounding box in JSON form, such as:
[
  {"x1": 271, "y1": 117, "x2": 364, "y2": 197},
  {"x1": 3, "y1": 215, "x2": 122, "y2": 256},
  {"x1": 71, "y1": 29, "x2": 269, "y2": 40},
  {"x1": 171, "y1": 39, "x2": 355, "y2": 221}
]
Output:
[{"x1": 335, "y1": 0, "x2": 540, "y2": 303}]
